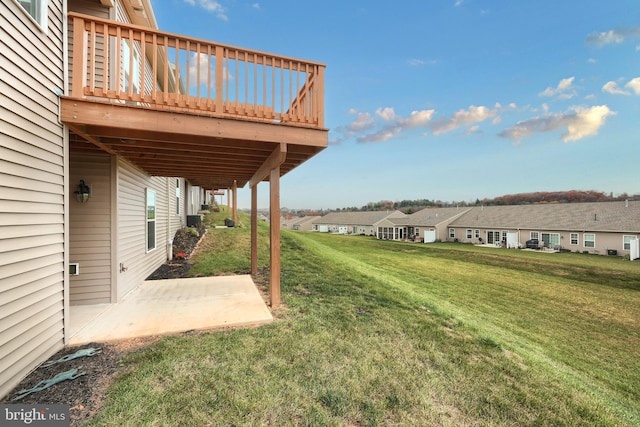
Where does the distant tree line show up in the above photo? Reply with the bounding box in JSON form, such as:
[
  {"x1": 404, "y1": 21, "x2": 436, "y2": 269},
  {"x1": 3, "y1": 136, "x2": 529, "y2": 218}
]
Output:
[{"x1": 324, "y1": 190, "x2": 639, "y2": 214}]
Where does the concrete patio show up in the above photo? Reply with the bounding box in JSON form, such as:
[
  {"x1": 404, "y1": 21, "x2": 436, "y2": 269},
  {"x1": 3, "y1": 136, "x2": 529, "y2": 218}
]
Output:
[{"x1": 68, "y1": 275, "x2": 273, "y2": 345}]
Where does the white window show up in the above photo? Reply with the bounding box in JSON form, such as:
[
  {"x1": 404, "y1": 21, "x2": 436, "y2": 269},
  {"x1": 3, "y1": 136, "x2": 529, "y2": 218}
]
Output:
[
  {"x1": 449, "y1": 228, "x2": 455, "y2": 238},
  {"x1": 475, "y1": 229, "x2": 480, "y2": 238},
  {"x1": 623, "y1": 235, "x2": 636, "y2": 250},
  {"x1": 175, "y1": 180, "x2": 180, "y2": 215},
  {"x1": 584, "y1": 233, "x2": 595, "y2": 248},
  {"x1": 570, "y1": 233, "x2": 579, "y2": 245},
  {"x1": 146, "y1": 189, "x2": 156, "y2": 252},
  {"x1": 16, "y1": 0, "x2": 48, "y2": 31},
  {"x1": 466, "y1": 229, "x2": 472, "y2": 239},
  {"x1": 122, "y1": 39, "x2": 141, "y2": 93},
  {"x1": 415, "y1": 227, "x2": 420, "y2": 237},
  {"x1": 530, "y1": 231, "x2": 539, "y2": 240}
]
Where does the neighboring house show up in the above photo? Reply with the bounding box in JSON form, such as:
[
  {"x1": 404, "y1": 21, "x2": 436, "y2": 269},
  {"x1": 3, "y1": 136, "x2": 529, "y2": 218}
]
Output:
[
  {"x1": 447, "y1": 201, "x2": 640, "y2": 255},
  {"x1": 283, "y1": 216, "x2": 321, "y2": 231},
  {"x1": 1, "y1": 0, "x2": 327, "y2": 399},
  {"x1": 377, "y1": 207, "x2": 472, "y2": 242},
  {"x1": 313, "y1": 211, "x2": 406, "y2": 236}
]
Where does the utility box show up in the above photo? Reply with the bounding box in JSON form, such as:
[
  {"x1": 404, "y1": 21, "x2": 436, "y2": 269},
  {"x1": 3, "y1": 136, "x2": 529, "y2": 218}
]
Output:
[
  {"x1": 187, "y1": 215, "x2": 202, "y2": 228},
  {"x1": 607, "y1": 249, "x2": 617, "y2": 256}
]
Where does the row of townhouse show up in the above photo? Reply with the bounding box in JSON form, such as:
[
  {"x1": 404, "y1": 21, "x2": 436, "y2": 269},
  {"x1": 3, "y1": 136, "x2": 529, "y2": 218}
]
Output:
[
  {"x1": 312, "y1": 210, "x2": 406, "y2": 235},
  {"x1": 309, "y1": 201, "x2": 640, "y2": 257},
  {"x1": 1, "y1": 0, "x2": 327, "y2": 399},
  {"x1": 282, "y1": 215, "x2": 321, "y2": 231}
]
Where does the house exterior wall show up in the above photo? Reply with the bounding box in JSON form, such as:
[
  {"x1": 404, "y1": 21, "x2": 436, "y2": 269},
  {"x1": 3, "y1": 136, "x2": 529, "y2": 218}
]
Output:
[
  {"x1": 117, "y1": 158, "x2": 177, "y2": 299},
  {"x1": 69, "y1": 152, "x2": 113, "y2": 305},
  {"x1": 0, "y1": 0, "x2": 66, "y2": 399}
]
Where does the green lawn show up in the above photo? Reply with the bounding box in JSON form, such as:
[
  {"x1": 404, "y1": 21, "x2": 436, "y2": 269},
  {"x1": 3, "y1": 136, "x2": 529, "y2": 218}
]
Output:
[{"x1": 89, "y1": 213, "x2": 640, "y2": 426}]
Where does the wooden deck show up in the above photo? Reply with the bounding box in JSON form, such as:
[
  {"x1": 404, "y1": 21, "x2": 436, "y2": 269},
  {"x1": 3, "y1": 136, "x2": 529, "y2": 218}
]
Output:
[
  {"x1": 61, "y1": 12, "x2": 329, "y2": 308},
  {"x1": 63, "y1": 12, "x2": 327, "y2": 190}
]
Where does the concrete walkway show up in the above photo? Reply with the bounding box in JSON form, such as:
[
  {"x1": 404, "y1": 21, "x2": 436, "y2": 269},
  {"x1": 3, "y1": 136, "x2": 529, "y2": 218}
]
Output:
[{"x1": 68, "y1": 275, "x2": 272, "y2": 345}]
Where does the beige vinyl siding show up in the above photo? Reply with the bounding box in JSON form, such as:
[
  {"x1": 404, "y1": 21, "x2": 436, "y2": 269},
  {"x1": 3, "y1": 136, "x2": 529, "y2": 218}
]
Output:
[
  {"x1": 0, "y1": 0, "x2": 65, "y2": 399},
  {"x1": 171, "y1": 178, "x2": 185, "y2": 233},
  {"x1": 69, "y1": 152, "x2": 112, "y2": 305},
  {"x1": 67, "y1": 0, "x2": 111, "y2": 93},
  {"x1": 117, "y1": 158, "x2": 170, "y2": 300}
]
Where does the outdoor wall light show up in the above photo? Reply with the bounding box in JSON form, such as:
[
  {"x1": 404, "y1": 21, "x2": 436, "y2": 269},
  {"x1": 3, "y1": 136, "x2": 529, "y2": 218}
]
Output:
[{"x1": 74, "y1": 180, "x2": 91, "y2": 203}]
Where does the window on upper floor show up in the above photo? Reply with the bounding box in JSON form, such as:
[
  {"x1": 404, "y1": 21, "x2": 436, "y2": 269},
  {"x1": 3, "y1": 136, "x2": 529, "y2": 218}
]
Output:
[
  {"x1": 122, "y1": 39, "x2": 141, "y2": 93},
  {"x1": 16, "y1": 0, "x2": 48, "y2": 31}
]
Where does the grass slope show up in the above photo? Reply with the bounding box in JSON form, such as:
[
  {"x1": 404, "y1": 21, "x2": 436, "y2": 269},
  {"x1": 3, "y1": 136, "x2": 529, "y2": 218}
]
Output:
[{"x1": 89, "y1": 214, "x2": 640, "y2": 426}]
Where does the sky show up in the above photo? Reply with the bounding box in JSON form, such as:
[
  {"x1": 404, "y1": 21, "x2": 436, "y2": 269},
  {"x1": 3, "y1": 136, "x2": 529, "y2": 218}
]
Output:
[{"x1": 152, "y1": 0, "x2": 640, "y2": 210}]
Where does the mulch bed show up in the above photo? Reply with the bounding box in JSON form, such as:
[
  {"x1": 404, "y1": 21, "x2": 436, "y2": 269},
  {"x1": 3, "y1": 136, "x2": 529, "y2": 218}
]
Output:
[
  {"x1": 1, "y1": 226, "x2": 205, "y2": 426},
  {"x1": 145, "y1": 227, "x2": 205, "y2": 280}
]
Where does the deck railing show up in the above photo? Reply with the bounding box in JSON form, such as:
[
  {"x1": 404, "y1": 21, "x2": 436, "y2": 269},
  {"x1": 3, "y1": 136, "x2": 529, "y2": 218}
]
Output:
[{"x1": 69, "y1": 12, "x2": 325, "y2": 128}]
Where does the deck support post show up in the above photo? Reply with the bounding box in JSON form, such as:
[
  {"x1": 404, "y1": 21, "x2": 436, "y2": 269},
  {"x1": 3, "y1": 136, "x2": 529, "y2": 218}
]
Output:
[
  {"x1": 269, "y1": 167, "x2": 281, "y2": 308},
  {"x1": 232, "y1": 180, "x2": 238, "y2": 225},
  {"x1": 251, "y1": 184, "x2": 258, "y2": 275},
  {"x1": 248, "y1": 143, "x2": 287, "y2": 308}
]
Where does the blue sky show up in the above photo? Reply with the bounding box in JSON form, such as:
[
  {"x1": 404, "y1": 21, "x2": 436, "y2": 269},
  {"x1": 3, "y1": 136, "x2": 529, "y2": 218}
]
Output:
[{"x1": 153, "y1": 0, "x2": 640, "y2": 210}]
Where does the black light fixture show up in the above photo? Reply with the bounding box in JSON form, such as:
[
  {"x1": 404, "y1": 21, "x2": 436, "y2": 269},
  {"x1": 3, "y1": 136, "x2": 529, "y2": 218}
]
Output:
[{"x1": 74, "y1": 179, "x2": 91, "y2": 203}]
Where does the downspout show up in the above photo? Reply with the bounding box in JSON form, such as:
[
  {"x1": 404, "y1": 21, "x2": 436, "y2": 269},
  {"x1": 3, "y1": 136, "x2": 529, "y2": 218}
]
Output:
[
  {"x1": 167, "y1": 178, "x2": 173, "y2": 260},
  {"x1": 61, "y1": 0, "x2": 70, "y2": 345}
]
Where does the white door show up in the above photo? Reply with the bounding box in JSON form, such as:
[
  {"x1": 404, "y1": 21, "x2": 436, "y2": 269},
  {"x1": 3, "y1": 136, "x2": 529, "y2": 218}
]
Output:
[
  {"x1": 631, "y1": 238, "x2": 640, "y2": 260},
  {"x1": 424, "y1": 230, "x2": 436, "y2": 243}
]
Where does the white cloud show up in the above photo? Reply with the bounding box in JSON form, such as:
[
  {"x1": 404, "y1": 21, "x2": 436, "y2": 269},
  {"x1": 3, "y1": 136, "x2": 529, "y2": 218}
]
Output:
[
  {"x1": 455, "y1": 0, "x2": 463, "y2": 6},
  {"x1": 464, "y1": 125, "x2": 481, "y2": 135},
  {"x1": 539, "y1": 77, "x2": 576, "y2": 99},
  {"x1": 252, "y1": 3, "x2": 260, "y2": 9},
  {"x1": 344, "y1": 103, "x2": 520, "y2": 143},
  {"x1": 357, "y1": 128, "x2": 402, "y2": 143},
  {"x1": 625, "y1": 77, "x2": 640, "y2": 95},
  {"x1": 400, "y1": 109, "x2": 435, "y2": 128},
  {"x1": 585, "y1": 27, "x2": 640, "y2": 46},
  {"x1": 407, "y1": 58, "x2": 437, "y2": 66},
  {"x1": 184, "y1": 0, "x2": 227, "y2": 20},
  {"x1": 375, "y1": 107, "x2": 397, "y2": 121},
  {"x1": 356, "y1": 108, "x2": 435, "y2": 143},
  {"x1": 587, "y1": 58, "x2": 597, "y2": 64},
  {"x1": 348, "y1": 112, "x2": 375, "y2": 133},
  {"x1": 430, "y1": 105, "x2": 499, "y2": 135},
  {"x1": 187, "y1": 52, "x2": 234, "y2": 90},
  {"x1": 499, "y1": 105, "x2": 615, "y2": 143},
  {"x1": 602, "y1": 81, "x2": 630, "y2": 95}
]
